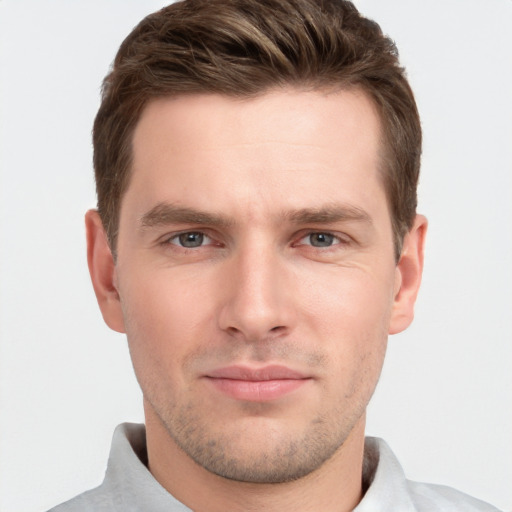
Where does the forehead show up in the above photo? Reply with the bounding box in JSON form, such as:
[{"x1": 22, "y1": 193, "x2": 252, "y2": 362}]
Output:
[
  {"x1": 125, "y1": 88, "x2": 386, "y2": 223},
  {"x1": 133, "y1": 87, "x2": 382, "y2": 154}
]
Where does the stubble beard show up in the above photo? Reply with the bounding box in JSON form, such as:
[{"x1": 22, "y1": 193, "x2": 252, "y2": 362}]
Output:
[
  {"x1": 136, "y1": 334, "x2": 386, "y2": 484},
  {"x1": 149, "y1": 394, "x2": 366, "y2": 484}
]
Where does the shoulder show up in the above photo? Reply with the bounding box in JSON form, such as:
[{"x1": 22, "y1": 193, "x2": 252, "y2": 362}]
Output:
[
  {"x1": 46, "y1": 423, "x2": 145, "y2": 512},
  {"x1": 406, "y1": 480, "x2": 503, "y2": 511},
  {"x1": 359, "y1": 437, "x2": 503, "y2": 512},
  {"x1": 46, "y1": 485, "x2": 117, "y2": 512}
]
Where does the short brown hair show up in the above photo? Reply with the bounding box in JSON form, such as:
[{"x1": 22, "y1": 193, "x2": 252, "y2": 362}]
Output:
[{"x1": 93, "y1": 0, "x2": 421, "y2": 259}]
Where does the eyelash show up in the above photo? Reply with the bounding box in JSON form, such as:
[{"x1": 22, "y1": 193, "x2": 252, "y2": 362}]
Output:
[
  {"x1": 161, "y1": 230, "x2": 350, "y2": 251},
  {"x1": 295, "y1": 231, "x2": 349, "y2": 249},
  {"x1": 164, "y1": 231, "x2": 217, "y2": 249}
]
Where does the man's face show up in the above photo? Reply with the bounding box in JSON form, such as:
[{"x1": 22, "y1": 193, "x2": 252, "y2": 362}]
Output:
[{"x1": 99, "y1": 89, "x2": 415, "y2": 482}]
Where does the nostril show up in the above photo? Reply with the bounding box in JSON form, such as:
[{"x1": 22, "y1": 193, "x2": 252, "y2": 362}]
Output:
[{"x1": 226, "y1": 326, "x2": 241, "y2": 336}]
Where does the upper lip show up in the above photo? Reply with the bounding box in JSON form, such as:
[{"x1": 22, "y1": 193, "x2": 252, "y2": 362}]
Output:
[{"x1": 206, "y1": 365, "x2": 309, "y2": 381}]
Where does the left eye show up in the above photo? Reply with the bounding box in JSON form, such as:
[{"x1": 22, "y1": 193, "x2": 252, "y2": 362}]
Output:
[
  {"x1": 169, "y1": 232, "x2": 211, "y2": 248},
  {"x1": 300, "y1": 232, "x2": 339, "y2": 248}
]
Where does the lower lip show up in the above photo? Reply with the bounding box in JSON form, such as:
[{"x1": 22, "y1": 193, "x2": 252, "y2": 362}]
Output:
[{"x1": 206, "y1": 377, "x2": 309, "y2": 401}]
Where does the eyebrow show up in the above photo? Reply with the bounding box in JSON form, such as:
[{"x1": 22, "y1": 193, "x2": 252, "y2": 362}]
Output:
[
  {"x1": 139, "y1": 202, "x2": 372, "y2": 230},
  {"x1": 284, "y1": 204, "x2": 372, "y2": 225},
  {"x1": 139, "y1": 203, "x2": 234, "y2": 229}
]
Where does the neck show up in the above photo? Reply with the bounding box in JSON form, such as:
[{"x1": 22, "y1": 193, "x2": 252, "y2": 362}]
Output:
[{"x1": 145, "y1": 405, "x2": 366, "y2": 512}]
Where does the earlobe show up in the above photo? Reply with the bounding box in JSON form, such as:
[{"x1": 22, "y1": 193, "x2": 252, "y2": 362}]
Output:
[
  {"x1": 85, "y1": 209, "x2": 126, "y2": 333},
  {"x1": 389, "y1": 215, "x2": 428, "y2": 335}
]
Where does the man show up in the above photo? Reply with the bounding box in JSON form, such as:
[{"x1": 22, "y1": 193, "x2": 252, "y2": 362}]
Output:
[{"x1": 48, "y1": 0, "x2": 501, "y2": 510}]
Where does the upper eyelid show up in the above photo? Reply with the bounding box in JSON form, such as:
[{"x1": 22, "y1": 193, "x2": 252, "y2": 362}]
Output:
[
  {"x1": 161, "y1": 228, "x2": 212, "y2": 240},
  {"x1": 295, "y1": 229, "x2": 351, "y2": 241},
  {"x1": 158, "y1": 228, "x2": 352, "y2": 246},
  {"x1": 168, "y1": 231, "x2": 207, "y2": 241},
  {"x1": 170, "y1": 231, "x2": 207, "y2": 239},
  {"x1": 161, "y1": 229, "x2": 222, "y2": 249}
]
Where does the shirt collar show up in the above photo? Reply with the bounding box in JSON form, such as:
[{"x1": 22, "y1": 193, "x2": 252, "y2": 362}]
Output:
[{"x1": 104, "y1": 423, "x2": 415, "y2": 512}]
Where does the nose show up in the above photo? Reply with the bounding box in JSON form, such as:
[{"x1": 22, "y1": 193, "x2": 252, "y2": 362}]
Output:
[{"x1": 217, "y1": 242, "x2": 295, "y2": 342}]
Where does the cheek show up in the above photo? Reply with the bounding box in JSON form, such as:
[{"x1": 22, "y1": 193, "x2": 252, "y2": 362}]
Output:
[
  {"x1": 298, "y1": 267, "x2": 392, "y2": 390},
  {"x1": 299, "y1": 264, "x2": 395, "y2": 338},
  {"x1": 121, "y1": 265, "x2": 213, "y2": 331},
  {"x1": 118, "y1": 269, "x2": 213, "y2": 384}
]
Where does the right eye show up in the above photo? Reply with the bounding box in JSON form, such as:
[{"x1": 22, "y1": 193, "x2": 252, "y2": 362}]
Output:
[{"x1": 168, "y1": 231, "x2": 212, "y2": 248}]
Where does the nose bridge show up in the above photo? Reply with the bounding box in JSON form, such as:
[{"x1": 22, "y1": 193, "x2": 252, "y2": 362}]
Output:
[{"x1": 218, "y1": 233, "x2": 293, "y2": 341}]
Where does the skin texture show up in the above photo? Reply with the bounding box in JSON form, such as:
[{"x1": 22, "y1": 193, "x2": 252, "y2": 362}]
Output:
[{"x1": 87, "y1": 88, "x2": 426, "y2": 512}]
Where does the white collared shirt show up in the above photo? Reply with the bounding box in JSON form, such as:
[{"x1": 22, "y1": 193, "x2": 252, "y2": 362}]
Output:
[{"x1": 48, "y1": 423, "x2": 502, "y2": 511}]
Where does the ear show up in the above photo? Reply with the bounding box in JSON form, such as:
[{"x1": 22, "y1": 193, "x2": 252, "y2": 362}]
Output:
[
  {"x1": 389, "y1": 214, "x2": 428, "y2": 335},
  {"x1": 85, "y1": 209, "x2": 126, "y2": 333}
]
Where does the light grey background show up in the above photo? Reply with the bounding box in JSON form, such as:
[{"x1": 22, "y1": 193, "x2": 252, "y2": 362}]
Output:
[{"x1": 1, "y1": 1, "x2": 510, "y2": 511}]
